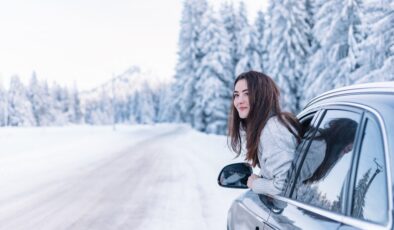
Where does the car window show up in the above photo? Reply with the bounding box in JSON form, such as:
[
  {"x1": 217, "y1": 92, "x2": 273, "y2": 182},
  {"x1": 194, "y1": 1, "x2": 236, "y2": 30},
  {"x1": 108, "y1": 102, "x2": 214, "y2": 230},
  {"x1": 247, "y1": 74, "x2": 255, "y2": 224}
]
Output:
[
  {"x1": 351, "y1": 116, "x2": 388, "y2": 224},
  {"x1": 284, "y1": 112, "x2": 318, "y2": 197},
  {"x1": 292, "y1": 110, "x2": 361, "y2": 214}
]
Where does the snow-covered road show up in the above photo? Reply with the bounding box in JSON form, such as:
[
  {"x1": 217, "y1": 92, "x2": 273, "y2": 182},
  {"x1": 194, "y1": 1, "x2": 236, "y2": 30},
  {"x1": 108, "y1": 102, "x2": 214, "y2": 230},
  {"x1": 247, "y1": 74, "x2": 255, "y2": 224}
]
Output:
[{"x1": 0, "y1": 124, "x2": 244, "y2": 230}]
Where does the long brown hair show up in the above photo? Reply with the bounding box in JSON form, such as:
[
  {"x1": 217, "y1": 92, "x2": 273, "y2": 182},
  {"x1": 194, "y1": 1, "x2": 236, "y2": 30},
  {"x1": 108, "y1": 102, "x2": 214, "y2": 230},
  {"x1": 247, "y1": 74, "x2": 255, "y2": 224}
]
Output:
[
  {"x1": 228, "y1": 71, "x2": 301, "y2": 167},
  {"x1": 304, "y1": 118, "x2": 357, "y2": 183}
]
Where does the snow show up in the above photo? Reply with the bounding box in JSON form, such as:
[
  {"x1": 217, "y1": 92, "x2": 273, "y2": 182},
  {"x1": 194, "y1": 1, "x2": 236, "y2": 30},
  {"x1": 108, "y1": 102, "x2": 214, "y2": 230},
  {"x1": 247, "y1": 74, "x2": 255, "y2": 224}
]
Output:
[{"x1": 0, "y1": 124, "x2": 244, "y2": 230}]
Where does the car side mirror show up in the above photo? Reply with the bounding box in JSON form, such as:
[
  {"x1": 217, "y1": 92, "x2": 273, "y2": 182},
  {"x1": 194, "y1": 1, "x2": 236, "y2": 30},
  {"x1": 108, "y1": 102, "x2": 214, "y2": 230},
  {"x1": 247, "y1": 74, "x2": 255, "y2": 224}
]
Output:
[{"x1": 218, "y1": 163, "x2": 252, "y2": 189}]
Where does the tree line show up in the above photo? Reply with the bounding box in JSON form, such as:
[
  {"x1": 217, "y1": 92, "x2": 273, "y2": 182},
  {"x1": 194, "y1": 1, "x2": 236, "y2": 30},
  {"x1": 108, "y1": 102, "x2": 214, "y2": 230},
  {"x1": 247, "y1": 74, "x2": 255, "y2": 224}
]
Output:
[
  {"x1": 161, "y1": 0, "x2": 393, "y2": 134},
  {"x1": 1, "y1": 0, "x2": 393, "y2": 135}
]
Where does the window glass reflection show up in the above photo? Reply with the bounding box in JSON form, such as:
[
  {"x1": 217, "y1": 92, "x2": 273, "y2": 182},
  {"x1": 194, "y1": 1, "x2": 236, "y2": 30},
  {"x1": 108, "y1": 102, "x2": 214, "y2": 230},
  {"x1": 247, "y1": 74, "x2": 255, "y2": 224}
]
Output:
[
  {"x1": 294, "y1": 110, "x2": 360, "y2": 214},
  {"x1": 352, "y1": 117, "x2": 388, "y2": 224},
  {"x1": 285, "y1": 115, "x2": 315, "y2": 197}
]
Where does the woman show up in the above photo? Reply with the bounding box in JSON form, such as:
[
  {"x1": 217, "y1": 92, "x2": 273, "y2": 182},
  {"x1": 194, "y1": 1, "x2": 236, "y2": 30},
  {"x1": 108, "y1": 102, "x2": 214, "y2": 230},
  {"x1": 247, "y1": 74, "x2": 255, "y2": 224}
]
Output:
[{"x1": 228, "y1": 71, "x2": 301, "y2": 195}]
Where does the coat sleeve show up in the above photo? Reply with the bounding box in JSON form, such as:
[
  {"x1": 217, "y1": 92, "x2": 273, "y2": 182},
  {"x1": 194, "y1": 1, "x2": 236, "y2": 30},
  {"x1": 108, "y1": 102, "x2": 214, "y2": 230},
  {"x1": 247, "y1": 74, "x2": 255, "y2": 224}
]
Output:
[{"x1": 251, "y1": 118, "x2": 297, "y2": 196}]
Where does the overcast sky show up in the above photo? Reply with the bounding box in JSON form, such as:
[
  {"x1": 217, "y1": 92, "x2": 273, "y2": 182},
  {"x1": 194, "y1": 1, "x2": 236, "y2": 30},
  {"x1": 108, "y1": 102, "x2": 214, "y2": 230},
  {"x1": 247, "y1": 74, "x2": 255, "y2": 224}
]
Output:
[{"x1": 0, "y1": 0, "x2": 267, "y2": 90}]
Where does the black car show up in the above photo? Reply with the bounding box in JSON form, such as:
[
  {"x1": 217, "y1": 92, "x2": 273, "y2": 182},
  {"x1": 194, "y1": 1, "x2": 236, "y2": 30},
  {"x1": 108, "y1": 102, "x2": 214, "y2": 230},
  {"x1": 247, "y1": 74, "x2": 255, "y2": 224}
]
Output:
[{"x1": 219, "y1": 82, "x2": 394, "y2": 230}]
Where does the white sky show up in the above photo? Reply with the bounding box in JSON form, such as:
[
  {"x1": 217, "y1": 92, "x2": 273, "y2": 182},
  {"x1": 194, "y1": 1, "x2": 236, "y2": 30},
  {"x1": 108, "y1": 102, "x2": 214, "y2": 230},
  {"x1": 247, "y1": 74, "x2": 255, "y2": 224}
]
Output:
[{"x1": 0, "y1": 0, "x2": 267, "y2": 90}]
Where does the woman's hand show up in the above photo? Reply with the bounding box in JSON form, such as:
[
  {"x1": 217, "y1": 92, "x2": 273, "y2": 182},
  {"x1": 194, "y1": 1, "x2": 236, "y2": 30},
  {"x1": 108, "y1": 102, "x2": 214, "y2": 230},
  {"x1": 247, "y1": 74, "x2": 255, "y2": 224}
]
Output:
[{"x1": 247, "y1": 174, "x2": 260, "y2": 189}]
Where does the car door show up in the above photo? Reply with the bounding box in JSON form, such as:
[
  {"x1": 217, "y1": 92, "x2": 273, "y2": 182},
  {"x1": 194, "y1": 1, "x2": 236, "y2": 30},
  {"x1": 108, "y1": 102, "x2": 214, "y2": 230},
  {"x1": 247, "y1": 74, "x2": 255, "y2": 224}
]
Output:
[
  {"x1": 228, "y1": 111, "x2": 319, "y2": 230},
  {"x1": 226, "y1": 110, "x2": 321, "y2": 230},
  {"x1": 337, "y1": 112, "x2": 390, "y2": 229},
  {"x1": 264, "y1": 108, "x2": 363, "y2": 230}
]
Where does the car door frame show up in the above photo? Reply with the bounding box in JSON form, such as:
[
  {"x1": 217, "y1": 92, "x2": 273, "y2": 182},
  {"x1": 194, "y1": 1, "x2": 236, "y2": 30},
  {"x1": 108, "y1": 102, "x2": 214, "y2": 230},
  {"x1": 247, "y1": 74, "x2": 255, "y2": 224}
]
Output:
[{"x1": 266, "y1": 103, "x2": 393, "y2": 230}]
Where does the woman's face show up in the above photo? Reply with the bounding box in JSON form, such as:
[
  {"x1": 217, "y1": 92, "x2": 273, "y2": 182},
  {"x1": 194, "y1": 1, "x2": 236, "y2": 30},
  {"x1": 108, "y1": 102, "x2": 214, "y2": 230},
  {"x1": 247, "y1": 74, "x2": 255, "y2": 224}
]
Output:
[{"x1": 233, "y1": 79, "x2": 250, "y2": 119}]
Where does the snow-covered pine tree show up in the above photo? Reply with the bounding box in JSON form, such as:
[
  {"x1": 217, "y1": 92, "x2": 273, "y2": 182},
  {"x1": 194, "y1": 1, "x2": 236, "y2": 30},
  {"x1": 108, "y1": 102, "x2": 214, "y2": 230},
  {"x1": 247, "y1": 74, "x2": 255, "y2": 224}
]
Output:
[
  {"x1": 298, "y1": 0, "x2": 322, "y2": 107},
  {"x1": 304, "y1": 0, "x2": 342, "y2": 104},
  {"x1": 220, "y1": 1, "x2": 238, "y2": 82},
  {"x1": 267, "y1": 0, "x2": 312, "y2": 113},
  {"x1": 85, "y1": 97, "x2": 110, "y2": 125},
  {"x1": 51, "y1": 83, "x2": 70, "y2": 125},
  {"x1": 0, "y1": 82, "x2": 6, "y2": 126},
  {"x1": 83, "y1": 101, "x2": 96, "y2": 125},
  {"x1": 305, "y1": 0, "x2": 320, "y2": 55},
  {"x1": 129, "y1": 92, "x2": 140, "y2": 124},
  {"x1": 156, "y1": 83, "x2": 174, "y2": 123},
  {"x1": 234, "y1": 2, "x2": 261, "y2": 75},
  {"x1": 40, "y1": 80, "x2": 56, "y2": 125},
  {"x1": 193, "y1": 6, "x2": 232, "y2": 134},
  {"x1": 7, "y1": 75, "x2": 35, "y2": 126},
  {"x1": 172, "y1": 0, "x2": 208, "y2": 124},
  {"x1": 346, "y1": 0, "x2": 365, "y2": 72},
  {"x1": 28, "y1": 72, "x2": 55, "y2": 126},
  {"x1": 68, "y1": 84, "x2": 82, "y2": 124},
  {"x1": 150, "y1": 85, "x2": 164, "y2": 123},
  {"x1": 114, "y1": 99, "x2": 128, "y2": 124},
  {"x1": 98, "y1": 88, "x2": 113, "y2": 124},
  {"x1": 254, "y1": 10, "x2": 269, "y2": 73},
  {"x1": 352, "y1": 168, "x2": 371, "y2": 219},
  {"x1": 353, "y1": 0, "x2": 394, "y2": 83},
  {"x1": 305, "y1": 0, "x2": 364, "y2": 103},
  {"x1": 125, "y1": 94, "x2": 134, "y2": 124},
  {"x1": 83, "y1": 89, "x2": 111, "y2": 125},
  {"x1": 136, "y1": 82, "x2": 155, "y2": 124},
  {"x1": 28, "y1": 72, "x2": 41, "y2": 125},
  {"x1": 330, "y1": 0, "x2": 365, "y2": 87}
]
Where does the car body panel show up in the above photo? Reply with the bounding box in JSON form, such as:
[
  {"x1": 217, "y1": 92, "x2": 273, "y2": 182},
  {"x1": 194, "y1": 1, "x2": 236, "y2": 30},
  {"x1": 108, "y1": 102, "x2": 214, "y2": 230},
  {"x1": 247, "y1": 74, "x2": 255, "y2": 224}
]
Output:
[
  {"x1": 265, "y1": 198, "x2": 342, "y2": 230},
  {"x1": 227, "y1": 190, "x2": 269, "y2": 230}
]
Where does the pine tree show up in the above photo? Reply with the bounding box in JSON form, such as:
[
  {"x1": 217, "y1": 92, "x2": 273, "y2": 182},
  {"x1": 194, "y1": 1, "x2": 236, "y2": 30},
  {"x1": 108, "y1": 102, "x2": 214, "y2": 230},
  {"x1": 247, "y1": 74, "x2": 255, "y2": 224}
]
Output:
[
  {"x1": 254, "y1": 10, "x2": 269, "y2": 72},
  {"x1": 51, "y1": 83, "x2": 70, "y2": 125},
  {"x1": 220, "y1": 2, "x2": 238, "y2": 81},
  {"x1": 353, "y1": 168, "x2": 371, "y2": 219},
  {"x1": 130, "y1": 92, "x2": 140, "y2": 123},
  {"x1": 172, "y1": 0, "x2": 208, "y2": 124},
  {"x1": 0, "y1": 83, "x2": 6, "y2": 126},
  {"x1": 136, "y1": 82, "x2": 155, "y2": 124},
  {"x1": 234, "y1": 2, "x2": 261, "y2": 75},
  {"x1": 84, "y1": 100, "x2": 97, "y2": 125},
  {"x1": 151, "y1": 85, "x2": 163, "y2": 123},
  {"x1": 98, "y1": 88, "x2": 113, "y2": 124},
  {"x1": 347, "y1": 0, "x2": 365, "y2": 72},
  {"x1": 193, "y1": 6, "x2": 233, "y2": 134},
  {"x1": 28, "y1": 72, "x2": 55, "y2": 126},
  {"x1": 267, "y1": 0, "x2": 312, "y2": 113},
  {"x1": 7, "y1": 75, "x2": 36, "y2": 126},
  {"x1": 304, "y1": 0, "x2": 320, "y2": 57},
  {"x1": 156, "y1": 83, "x2": 173, "y2": 123},
  {"x1": 28, "y1": 72, "x2": 41, "y2": 125},
  {"x1": 114, "y1": 100, "x2": 128, "y2": 124},
  {"x1": 41, "y1": 80, "x2": 56, "y2": 125},
  {"x1": 353, "y1": 0, "x2": 394, "y2": 83},
  {"x1": 125, "y1": 92, "x2": 138, "y2": 124},
  {"x1": 235, "y1": 2, "x2": 261, "y2": 75},
  {"x1": 305, "y1": 0, "x2": 365, "y2": 103},
  {"x1": 67, "y1": 83, "x2": 82, "y2": 124}
]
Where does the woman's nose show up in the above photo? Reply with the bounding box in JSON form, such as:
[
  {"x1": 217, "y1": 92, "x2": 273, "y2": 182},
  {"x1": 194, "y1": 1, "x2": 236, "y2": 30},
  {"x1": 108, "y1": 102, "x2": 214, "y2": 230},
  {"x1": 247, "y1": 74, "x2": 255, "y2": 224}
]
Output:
[{"x1": 238, "y1": 95, "x2": 246, "y2": 104}]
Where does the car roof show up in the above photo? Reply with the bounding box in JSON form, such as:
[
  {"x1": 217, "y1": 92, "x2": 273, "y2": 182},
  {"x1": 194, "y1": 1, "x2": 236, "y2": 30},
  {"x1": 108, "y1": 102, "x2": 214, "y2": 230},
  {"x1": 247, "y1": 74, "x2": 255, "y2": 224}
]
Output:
[
  {"x1": 305, "y1": 81, "x2": 394, "y2": 109},
  {"x1": 301, "y1": 81, "x2": 394, "y2": 122}
]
